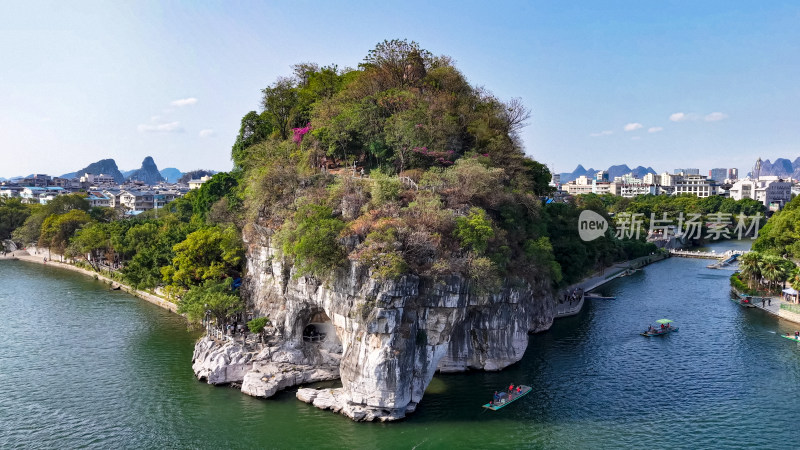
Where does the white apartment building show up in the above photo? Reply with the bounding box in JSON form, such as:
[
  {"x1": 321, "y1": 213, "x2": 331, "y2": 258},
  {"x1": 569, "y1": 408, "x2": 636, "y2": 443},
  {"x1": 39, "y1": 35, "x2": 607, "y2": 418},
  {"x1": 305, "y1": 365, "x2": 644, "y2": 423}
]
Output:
[
  {"x1": 642, "y1": 173, "x2": 659, "y2": 185},
  {"x1": 613, "y1": 173, "x2": 642, "y2": 185},
  {"x1": 80, "y1": 173, "x2": 116, "y2": 185},
  {"x1": 620, "y1": 184, "x2": 657, "y2": 198},
  {"x1": 659, "y1": 172, "x2": 681, "y2": 186},
  {"x1": 729, "y1": 176, "x2": 792, "y2": 209},
  {"x1": 563, "y1": 176, "x2": 620, "y2": 196},
  {"x1": 188, "y1": 175, "x2": 212, "y2": 190},
  {"x1": 86, "y1": 191, "x2": 111, "y2": 208},
  {"x1": 119, "y1": 190, "x2": 155, "y2": 212},
  {"x1": 674, "y1": 175, "x2": 717, "y2": 198},
  {"x1": 19, "y1": 187, "x2": 65, "y2": 204}
]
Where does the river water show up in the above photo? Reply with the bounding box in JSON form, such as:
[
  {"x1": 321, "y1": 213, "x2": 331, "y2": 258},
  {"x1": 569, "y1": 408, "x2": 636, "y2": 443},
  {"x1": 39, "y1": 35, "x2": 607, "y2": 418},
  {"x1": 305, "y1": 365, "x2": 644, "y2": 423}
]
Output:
[{"x1": 2, "y1": 240, "x2": 799, "y2": 449}]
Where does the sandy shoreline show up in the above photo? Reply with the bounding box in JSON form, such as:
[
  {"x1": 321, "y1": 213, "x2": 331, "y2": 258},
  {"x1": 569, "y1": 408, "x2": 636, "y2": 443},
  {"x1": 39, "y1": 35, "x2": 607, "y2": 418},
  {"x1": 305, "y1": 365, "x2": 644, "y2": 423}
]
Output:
[{"x1": 2, "y1": 249, "x2": 178, "y2": 313}]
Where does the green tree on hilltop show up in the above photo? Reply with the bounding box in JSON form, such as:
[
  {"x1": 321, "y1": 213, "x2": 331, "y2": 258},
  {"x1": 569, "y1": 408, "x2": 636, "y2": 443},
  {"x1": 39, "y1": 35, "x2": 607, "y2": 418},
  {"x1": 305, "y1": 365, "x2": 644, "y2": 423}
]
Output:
[
  {"x1": 177, "y1": 278, "x2": 243, "y2": 326},
  {"x1": 162, "y1": 226, "x2": 243, "y2": 289}
]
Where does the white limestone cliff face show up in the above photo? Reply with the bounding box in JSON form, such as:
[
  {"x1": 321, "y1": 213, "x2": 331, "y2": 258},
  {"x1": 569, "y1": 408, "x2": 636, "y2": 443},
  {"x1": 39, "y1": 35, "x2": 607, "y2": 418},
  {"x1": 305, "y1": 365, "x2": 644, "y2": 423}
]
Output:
[
  {"x1": 227, "y1": 224, "x2": 556, "y2": 421},
  {"x1": 192, "y1": 338, "x2": 254, "y2": 385}
]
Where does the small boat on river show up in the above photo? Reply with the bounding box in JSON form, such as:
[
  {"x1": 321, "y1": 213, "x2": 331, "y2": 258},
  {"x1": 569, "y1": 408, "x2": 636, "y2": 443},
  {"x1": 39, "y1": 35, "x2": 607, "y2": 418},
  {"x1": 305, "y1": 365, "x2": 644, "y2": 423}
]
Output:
[
  {"x1": 732, "y1": 295, "x2": 757, "y2": 308},
  {"x1": 641, "y1": 319, "x2": 678, "y2": 337},
  {"x1": 482, "y1": 385, "x2": 532, "y2": 410},
  {"x1": 781, "y1": 333, "x2": 800, "y2": 343},
  {"x1": 584, "y1": 293, "x2": 616, "y2": 300}
]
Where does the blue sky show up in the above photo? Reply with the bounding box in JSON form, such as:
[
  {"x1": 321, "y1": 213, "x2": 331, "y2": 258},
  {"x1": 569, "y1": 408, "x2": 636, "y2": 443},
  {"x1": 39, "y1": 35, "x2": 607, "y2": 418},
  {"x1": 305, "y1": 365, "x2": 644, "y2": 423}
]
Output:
[{"x1": 1, "y1": 1, "x2": 799, "y2": 178}]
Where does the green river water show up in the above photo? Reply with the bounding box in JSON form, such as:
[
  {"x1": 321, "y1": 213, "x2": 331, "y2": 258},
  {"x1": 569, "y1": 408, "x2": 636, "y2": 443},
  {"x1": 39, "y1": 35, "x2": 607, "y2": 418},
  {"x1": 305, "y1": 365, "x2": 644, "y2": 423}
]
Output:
[{"x1": 2, "y1": 240, "x2": 799, "y2": 449}]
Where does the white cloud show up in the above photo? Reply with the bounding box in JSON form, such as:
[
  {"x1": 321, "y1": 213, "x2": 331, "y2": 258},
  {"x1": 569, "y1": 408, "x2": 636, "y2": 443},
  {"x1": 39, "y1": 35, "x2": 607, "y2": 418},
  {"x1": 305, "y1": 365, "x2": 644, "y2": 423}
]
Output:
[
  {"x1": 704, "y1": 112, "x2": 728, "y2": 122},
  {"x1": 624, "y1": 122, "x2": 643, "y2": 131},
  {"x1": 648, "y1": 126, "x2": 664, "y2": 133},
  {"x1": 669, "y1": 112, "x2": 687, "y2": 122},
  {"x1": 137, "y1": 121, "x2": 183, "y2": 133},
  {"x1": 170, "y1": 97, "x2": 198, "y2": 107},
  {"x1": 590, "y1": 130, "x2": 613, "y2": 137},
  {"x1": 199, "y1": 129, "x2": 215, "y2": 138}
]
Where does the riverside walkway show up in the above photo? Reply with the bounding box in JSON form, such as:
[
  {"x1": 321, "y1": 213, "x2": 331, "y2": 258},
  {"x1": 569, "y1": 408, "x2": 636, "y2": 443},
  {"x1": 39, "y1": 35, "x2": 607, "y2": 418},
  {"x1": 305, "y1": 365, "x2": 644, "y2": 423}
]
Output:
[
  {"x1": 669, "y1": 249, "x2": 749, "y2": 260},
  {"x1": 735, "y1": 292, "x2": 800, "y2": 326},
  {"x1": 555, "y1": 253, "x2": 668, "y2": 319},
  {"x1": 3, "y1": 248, "x2": 178, "y2": 313}
]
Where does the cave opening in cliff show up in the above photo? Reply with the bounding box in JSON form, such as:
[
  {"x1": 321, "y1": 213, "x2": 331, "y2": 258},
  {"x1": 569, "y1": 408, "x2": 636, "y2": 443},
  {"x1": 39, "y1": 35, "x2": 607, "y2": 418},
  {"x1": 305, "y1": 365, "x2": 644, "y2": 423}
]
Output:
[{"x1": 303, "y1": 311, "x2": 331, "y2": 342}]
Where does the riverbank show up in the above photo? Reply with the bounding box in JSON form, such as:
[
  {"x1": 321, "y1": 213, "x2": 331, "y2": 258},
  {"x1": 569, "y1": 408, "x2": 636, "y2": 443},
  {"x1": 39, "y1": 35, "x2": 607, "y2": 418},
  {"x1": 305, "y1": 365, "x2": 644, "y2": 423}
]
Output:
[
  {"x1": 555, "y1": 252, "x2": 669, "y2": 319},
  {"x1": 2, "y1": 248, "x2": 178, "y2": 313},
  {"x1": 731, "y1": 287, "x2": 800, "y2": 326}
]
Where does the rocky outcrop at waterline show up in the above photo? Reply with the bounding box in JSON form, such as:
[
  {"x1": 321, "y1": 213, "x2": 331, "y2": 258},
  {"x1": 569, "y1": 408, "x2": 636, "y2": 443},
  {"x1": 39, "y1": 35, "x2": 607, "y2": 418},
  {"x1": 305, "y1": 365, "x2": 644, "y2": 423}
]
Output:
[{"x1": 192, "y1": 226, "x2": 556, "y2": 421}]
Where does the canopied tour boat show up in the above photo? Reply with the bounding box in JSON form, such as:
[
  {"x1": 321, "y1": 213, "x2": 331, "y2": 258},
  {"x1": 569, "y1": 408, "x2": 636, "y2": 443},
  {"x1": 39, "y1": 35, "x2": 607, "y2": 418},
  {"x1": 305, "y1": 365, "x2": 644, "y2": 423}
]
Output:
[{"x1": 641, "y1": 319, "x2": 678, "y2": 337}]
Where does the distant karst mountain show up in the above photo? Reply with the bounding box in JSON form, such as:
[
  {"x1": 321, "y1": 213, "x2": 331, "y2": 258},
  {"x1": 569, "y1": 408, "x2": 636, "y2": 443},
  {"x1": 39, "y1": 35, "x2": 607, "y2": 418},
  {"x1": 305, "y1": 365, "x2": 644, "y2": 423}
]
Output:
[
  {"x1": 126, "y1": 156, "x2": 165, "y2": 184},
  {"x1": 159, "y1": 168, "x2": 183, "y2": 183},
  {"x1": 61, "y1": 158, "x2": 125, "y2": 183},
  {"x1": 558, "y1": 164, "x2": 657, "y2": 183},
  {"x1": 758, "y1": 157, "x2": 800, "y2": 179}
]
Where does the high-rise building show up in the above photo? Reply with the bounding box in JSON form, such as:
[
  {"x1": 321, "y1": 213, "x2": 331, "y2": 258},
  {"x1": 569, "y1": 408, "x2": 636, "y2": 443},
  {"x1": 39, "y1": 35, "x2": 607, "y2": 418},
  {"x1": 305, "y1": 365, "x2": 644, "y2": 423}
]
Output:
[
  {"x1": 595, "y1": 170, "x2": 608, "y2": 182},
  {"x1": 674, "y1": 168, "x2": 700, "y2": 176},
  {"x1": 709, "y1": 168, "x2": 727, "y2": 182},
  {"x1": 728, "y1": 168, "x2": 739, "y2": 180}
]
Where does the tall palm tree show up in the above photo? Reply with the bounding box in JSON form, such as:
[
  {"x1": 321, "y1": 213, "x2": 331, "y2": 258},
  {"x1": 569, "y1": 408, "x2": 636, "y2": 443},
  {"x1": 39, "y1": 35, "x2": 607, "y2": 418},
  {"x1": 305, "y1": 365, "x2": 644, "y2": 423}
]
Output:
[
  {"x1": 778, "y1": 259, "x2": 797, "y2": 290},
  {"x1": 761, "y1": 255, "x2": 782, "y2": 292},
  {"x1": 739, "y1": 252, "x2": 763, "y2": 290}
]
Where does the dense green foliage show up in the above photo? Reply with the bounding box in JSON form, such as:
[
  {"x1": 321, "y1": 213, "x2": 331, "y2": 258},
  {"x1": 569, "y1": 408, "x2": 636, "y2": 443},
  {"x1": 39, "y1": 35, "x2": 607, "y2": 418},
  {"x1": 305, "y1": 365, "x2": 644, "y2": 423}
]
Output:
[
  {"x1": 5, "y1": 188, "x2": 245, "y2": 315},
  {"x1": 576, "y1": 192, "x2": 766, "y2": 237},
  {"x1": 454, "y1": 207, "x2": 494, "y2": 254},
  {"x1": 752, "y1": 195, "x2": 800, "y2": 258},
  {"x1": 279, "y1": 204, "x2": 346, "y2": 278},
  {"x1": 247, "y1": 316, "x2": 270, "y2": 334},
  {"x1": 177, "y1": 278, "x2": 243, "y2": 325},
  {"x1": 734, "y1": 251, "x2": 797, "y2": 294},
  {"x1": 162, "y1": 226, "x2": 244, "y2": 288},
  {"x1": 0, "y1": 198, "x2": 31, "y2": 241},
  {"x1": 731, "y1": 195, "x2": 800, "y2": 295},
  {"x1": 230, "y1": 40, "x2": 660, "y2": 289},
  {"x1": 730, "y1": 273, "x2": 757, "y2": 296}
]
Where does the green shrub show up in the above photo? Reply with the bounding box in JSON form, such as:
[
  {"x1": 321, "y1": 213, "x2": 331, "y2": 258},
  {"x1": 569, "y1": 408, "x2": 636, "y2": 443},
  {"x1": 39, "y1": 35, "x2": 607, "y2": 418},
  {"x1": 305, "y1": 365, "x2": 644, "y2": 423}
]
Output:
[
  {"x1": 467, "y1": 254, "x2": 501, "y2": 293},
  {"x1": 355, "y1": 226, "x2": 409, "y2": 280},
  {"x1": 177, "y1": 278, "x2": 243, "y2": 325},
  {"x1": 247, "y1": 317, "x2": 270, "y2": 334},
  {"x1": 370, "y1": 170, "x2": 402, "y2": 206},
  {"x1": 730, "y1": 272, "x2": 757, "y2": 295},
  {"x1": 280, "y1": 204, "x2": 346, "y2": 279},
  {"x1": 454, "y1": 207, "x2": 494, "y2": 254}
]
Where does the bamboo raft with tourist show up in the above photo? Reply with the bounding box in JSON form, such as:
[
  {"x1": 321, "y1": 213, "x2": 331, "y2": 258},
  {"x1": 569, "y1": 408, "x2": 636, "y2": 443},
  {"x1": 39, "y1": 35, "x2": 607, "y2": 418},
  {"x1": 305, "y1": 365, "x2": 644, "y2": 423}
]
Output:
[
  {"x1": 641, "y1": 319, "x2": 678, "y2": 337},
  {"x1": 482, "y1": 384, "x2": 531, "y2": 410},
  {"x1": 781, "y1": 331, "x2": 800, "y2": 343}
]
